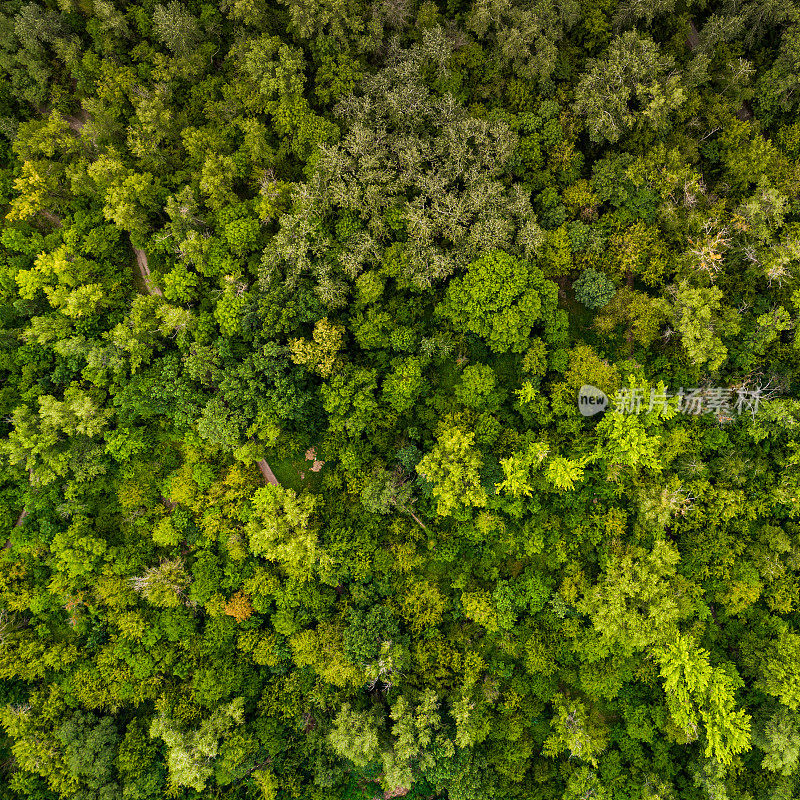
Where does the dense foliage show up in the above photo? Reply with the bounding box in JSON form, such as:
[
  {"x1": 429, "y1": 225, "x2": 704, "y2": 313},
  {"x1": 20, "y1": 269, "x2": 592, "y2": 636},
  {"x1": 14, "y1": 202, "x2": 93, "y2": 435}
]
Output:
[{"x1": 0, "y1": 1, "x2": 799, "y2": 799}]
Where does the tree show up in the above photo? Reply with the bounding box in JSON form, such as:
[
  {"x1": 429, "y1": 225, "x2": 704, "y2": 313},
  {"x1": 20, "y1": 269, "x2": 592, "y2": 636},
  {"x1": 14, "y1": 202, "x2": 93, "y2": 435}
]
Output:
[
  {"x1": 752, "y1": 631, "x2": 800, "y2": 711},
  {"x1": 117, "y1": 717, "x2": 165, "y2": 800},
  {"x1": 671, "y1": 282, "x2": 740, "y2": 372},
  {"x1": 543, "y1": 695, "x2": 609, "y2": 768},
  {"x1": 595, "y1": 400, "x2": 664, "y2": 479},
  {"x1": 752, "y1": 706, "x2": 800, "y2": 777},
  {"x1": 755, "y1": 22, "x2": 800, "y2": 123},
  {"x1": 465, "y1": 0, "x2": 575, "y2": 87},
  {"x1": 260, "y1": 28, "x2": 539, "y2": 295},
  {"x1": 416, "y1": 424, "x2": 487, "y2": 516},
  {"x1": 3, "y1": 386, "x2": 112, "y2": 486},
  {"x1": 0, "y1": 701, "x2": 78, "y2": 797},
  {"x1": 152, "y1": 2, "x2": 202, "y2": 56},
  {"x1": 130, "y1": 558, "x2": 193, "y2": 608},
  {"x1": 149, "y1": 698, "x2": 245, "y2": 792},
  {"x1": 543, "y1": 455, "x2": 589, "y2": 491},
  {"x1": 328, "y1": 703, "x2": 381, "y2": 769},
  {"x1": 224, "y1": 591, "x2": 254, "y2": 623},
  {"x1": 654, "y1": 634, "x2": 752, "y2": 766},
  {"x1": 86, "y1": 151, "x2": 163, "y2": 244},
  {"x1": 380, "y1": 691, "x2": 453, "y2": 793},
  {"x1": 229, "y1": 32, "x2": 338, "y2": 167},
  {"x1": 593, "y1": 288, "x2": 671, "y2": 348},
  {"x1": 437, "y1": 250, "x2": 558, "y2": 353},
  {"x1": 574, "y1": 31, "x2": 687, "y2": 144},
  {"x1": 382, "y1": 356, "x2": 424, "y2": 413},
  {"x1": 454, "y1": 364, "x2": 505, "y2": 412},
  {"x1": 289, "y1": 317, "x2": 345, "y2": 378},
  {"x1": 320, "y1": 365, "x2": 380, "y2": 436},
  {"x1": 573, "y1": 268, "x2": 616, "y2": 309},
  {"x1": 360, "y1": 466, "x2": 427, "y2": 529},
  {"x1": 246, "y1": 485, "x2": 318, "y2": 580},
  {"x1": 576, "y1": 539, "x2": 693, "y2": 658},
  {"x1": 495, "y1": 440, "x2": 549, "y2": 498},
  {"x1": 56, "y1": 711, "x2": 122, "y2": 799},
  {"x1": 3, "y1": 2, "x2": 69, "y2": 106}
]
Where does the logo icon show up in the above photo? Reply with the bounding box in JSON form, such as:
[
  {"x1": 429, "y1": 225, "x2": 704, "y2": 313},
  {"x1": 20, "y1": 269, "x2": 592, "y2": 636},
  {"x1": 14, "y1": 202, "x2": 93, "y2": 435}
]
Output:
[{"x1": 578, "y1": 385, "x2": 608, "y2": 417}]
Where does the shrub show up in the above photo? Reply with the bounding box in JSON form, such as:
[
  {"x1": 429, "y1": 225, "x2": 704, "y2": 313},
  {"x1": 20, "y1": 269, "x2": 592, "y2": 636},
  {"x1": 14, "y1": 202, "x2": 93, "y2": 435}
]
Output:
[{"x1": 573, "y1": 268, "x2": 617, "y2": 309}]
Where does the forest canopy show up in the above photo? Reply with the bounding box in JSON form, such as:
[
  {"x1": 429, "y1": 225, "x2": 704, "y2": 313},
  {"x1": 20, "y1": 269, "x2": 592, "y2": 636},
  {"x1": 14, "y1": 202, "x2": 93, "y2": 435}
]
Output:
[{"x1": 0, "y1": 1, "x2": 799, "y2": 800}]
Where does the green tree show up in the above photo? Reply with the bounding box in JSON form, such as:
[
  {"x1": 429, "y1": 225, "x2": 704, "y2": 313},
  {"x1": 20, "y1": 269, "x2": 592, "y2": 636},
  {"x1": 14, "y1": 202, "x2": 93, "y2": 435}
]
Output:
[
  {"x1": 543, "y1": 695, "x2": 610, "y2": 768},
  {"x1": 149, "y1": 698, "x2": 245, "y2": 792},
  {"x1": 416, "y1": 423, "x2": 487, "y2": 516},
  {"x1": 56, "y1": 711, "x2": 122, "y2": 799},
  {"x1": 454, "y1": 364, "x2": 504, "y2": 412},
  {"x1": 289, "y1": 317, "x2": 345, "y2": 378},
  {"x1": 152, "y1": 2, "x2": 201, "y2": 56},
  {"x1": 328, "y1": 703, "x2": 381, "y2": 769},
  {"x1": 655, "y1": 634, "x2": 752, "y2": 766},
  {"x1": 321, "y1": 365, "x2": 380, "y2": 436},
  {"x1": 573, "y1": 267, "x2": 616, "y2": 309},
  {"x1": 752, "y1": 631, "x2": 800, "y2": 711},
  {"x1": 247, "y1": 485, "x2": 318, "y2": 580},
  {"x1": 380, "y1": 691, "x2": 453, "y2": 793},
  {"x1": 576, "y1": 539, "x2": 693, "y2": 657},
  {"x1": 130, "y1": 558, "x2": 193, "y2": 608},
  {"x1": 261, "y1": 29, "x2": 537, "y2": 295},
  {"x1": 752, "y1": 706, "x2": 800, "y2": 777},
  {"x1": 671, "y1": 282, "x2": 740, "y2": 372},
  {"x1": 382, "y1": 356, "x2": 425, "y2": 413},
  {"x1": 360, "y1": 466, "x2": 426, "y2": 528},
  {"x1": 437, "y1": 250, "x2": 558, "y2": 353}
]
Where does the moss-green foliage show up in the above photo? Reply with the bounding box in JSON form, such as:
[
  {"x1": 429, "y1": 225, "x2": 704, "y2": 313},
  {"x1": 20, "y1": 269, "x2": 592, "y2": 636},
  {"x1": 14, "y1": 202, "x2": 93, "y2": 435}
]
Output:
[
  {"x1": 573, "y1": 267, "x2": 616, "y2": 310},
  {"x1": 0, "y1": 3, "x2": 799, "y2": 800}
]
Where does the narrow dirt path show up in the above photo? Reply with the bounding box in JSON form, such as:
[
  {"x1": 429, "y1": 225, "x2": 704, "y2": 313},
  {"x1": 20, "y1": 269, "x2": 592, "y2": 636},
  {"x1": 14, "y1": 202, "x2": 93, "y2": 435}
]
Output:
[
  {"x1": 40, "y1": 103, "x2": 282, "y2": 493},
  {"x1": 36, "y1": 107, "x2": 167, "y2": 299},
  {"x1": 256, "y1": 459, "x2": 280, "y2": 487},
  {"x1": 686, "y1": 20, "x2": 701, "y2": 51},
  {"x1": 36, "y1": 105, "x2": 90, "y2": 133},
  {"x1": 64, "y1": 109, "x2": 89, "y2": 133},
  {"x1": 6, "y1": 471, "x2": 34, "y2": 547},
  {"x1": 39, "y1": 210, "x2": 62, "y2": 227},
  {"x1": 4, "y1": 507, "x2": 26, "y2": 549},
  {"x1": 132, "y1": 245, "x2": 164, "y2": 297}
]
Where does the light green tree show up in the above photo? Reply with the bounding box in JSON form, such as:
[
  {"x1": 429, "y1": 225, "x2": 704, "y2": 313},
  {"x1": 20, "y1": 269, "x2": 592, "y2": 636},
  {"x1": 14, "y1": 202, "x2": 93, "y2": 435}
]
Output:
[
  {"x1": 382, "y1": 357, "x2": 424, "y2": 413},
  {"x1": 495, "y1": 441, "x2": 549, "y2": 498},
  {"x1": 328, "y1": 703, "x2": 381, "y2": 769},
  {"x1": 321, "y1": 366, "x2": 380, "y2": 436},
  {"x1": 544, "y1": 455, "x2": 590, "y2": 492},
  {"x1": 130, "y1": 558, "x2": 192, "y2": 608},
  {"x1": 752, "y1": 706, "x2": 800, "y2": 777},
  {"x1": 655, "y1": 634, "x2": 752, "y2": 765},
  {"x1": 247, "y1": 485, "x2": 318, "y2": 580},
  {"x1": 150, "y1": 698, "x2": 245, "y2": 792},
  {"x1": 380, "y1": 691, "x2": 453, "y2": 793},
  {"x1": 289, "y1": 317, "x2": 345, "y2": 378},
  {"x1": 416, "y1": 424, "x2": 487, "y2": 516},
  {"x1": 577, "y1": 540, "x2": 693, "y2": 658},
  {"x1": 672, "y1": 282, "x2": 740, "y2": 372},
  {"x1": 543, "y1": 695, "x2": 610, "y2": 768},
  {"x1": 454, "y1": 364, "x2": 504, "y2": 412}
]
